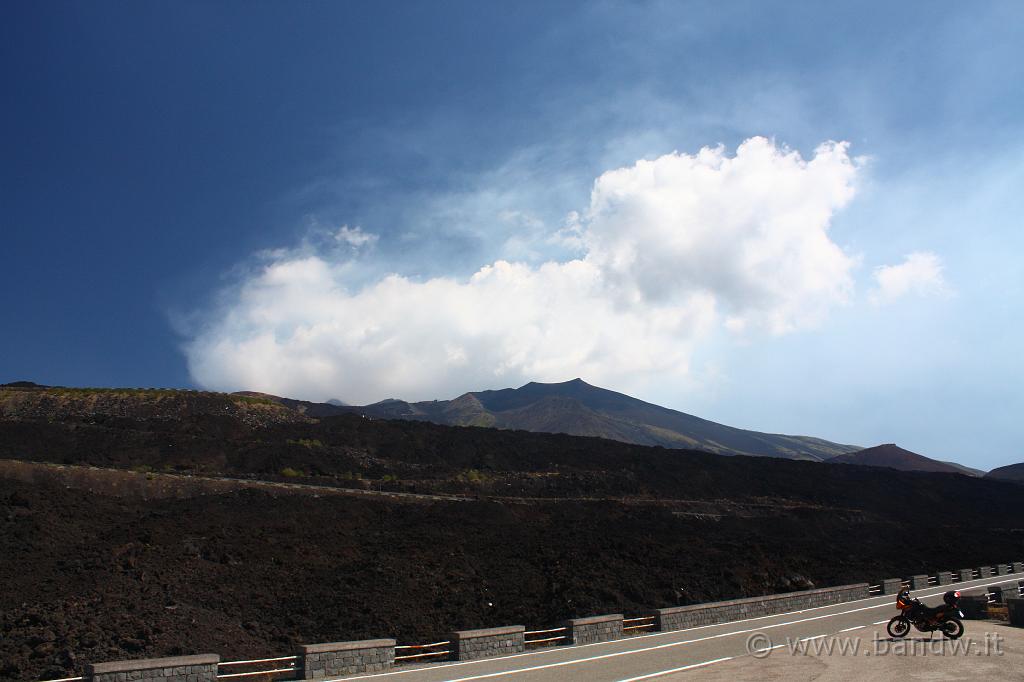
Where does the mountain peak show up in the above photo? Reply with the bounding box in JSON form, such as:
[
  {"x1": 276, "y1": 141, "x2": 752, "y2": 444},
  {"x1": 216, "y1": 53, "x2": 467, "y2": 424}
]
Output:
[
  {"x1": 522, "y1": 378, "x2": 591, "y2": 389},
  {"x1": 828, "y1": 444, "x2": 969, "y2": 475},
  {"x1": 349, "y1": 379, "x2": 860, "y2": 461}
]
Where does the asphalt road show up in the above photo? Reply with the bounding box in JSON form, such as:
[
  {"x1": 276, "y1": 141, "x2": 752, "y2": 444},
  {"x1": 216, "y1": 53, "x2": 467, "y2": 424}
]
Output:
[
  {"x1": 685, "y1": 619, "x2": 1024, "y2": 682},
  {"x1": 338, "y1": 575, "x2": 1024, "y2": 682}
]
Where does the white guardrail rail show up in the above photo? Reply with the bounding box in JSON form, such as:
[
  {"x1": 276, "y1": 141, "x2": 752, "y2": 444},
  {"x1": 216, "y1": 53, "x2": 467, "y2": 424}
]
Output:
[
  {"x1": 216, "y1": 655, "x2": 298, "y2": 679},
  {"x1": 524, "y1": 627, "x2": 568, "y2": 646},
  {"x1": 622, "y1": 616, "x2": 656, "y2": 632},
  {"x1": 394, "y1": 641, "x2": 452, "y2": 663}
]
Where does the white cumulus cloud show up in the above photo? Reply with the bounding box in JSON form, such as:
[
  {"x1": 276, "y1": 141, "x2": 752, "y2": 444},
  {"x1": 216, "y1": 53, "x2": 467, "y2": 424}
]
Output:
[
  {"x1": 185, "y1": 137, "x2": 863, "y2": 403},
  {"x1": 582, "y1": 137, "x2": 860, "y2": 334},
  {"x1": 333, "y1": 225, "x2": 378, "y2": 249},
  {"x1": 870, "y1": 251, "x2": 950, "y2": 305}
]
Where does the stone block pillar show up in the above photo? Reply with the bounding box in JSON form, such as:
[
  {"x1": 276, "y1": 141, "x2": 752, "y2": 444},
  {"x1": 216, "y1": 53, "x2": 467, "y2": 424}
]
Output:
[
  {"x1": 563, "y1": 614, "x2": 623, "y2": 645},
  {"x1": 881, "y1": 578, "x2": 904, "y2": 595},
  {"x1": 910, "y1": 575, "x2": 929, "y2": 590},
  {"x1": 958, "y1": 569, "x2": 974, "y2": 583},
  {"x1": 937, "y1": 571, "x2": 953, "y2": 585},
  {"x1": 86, "y1": 655, "x2": 219, "y2": 682},
  {"x1": 449, "y1": 626, "x2": 525, "y2": 661},
  {"x1": 299, "y1": 639, "x2": 395, "y2": 678},
  {"x1": 990, "y1": 585, "x2": 1020, "y2": 604},
  {"x1": 1007, "y1": 598, "x2": 1024, "y2": 627},
  {"x1": 977, "y1": 566, "x2": 994, "y2": 579},
  {"x1": 1013, "y1": 562, "x2": 1024, "y2": 574}
]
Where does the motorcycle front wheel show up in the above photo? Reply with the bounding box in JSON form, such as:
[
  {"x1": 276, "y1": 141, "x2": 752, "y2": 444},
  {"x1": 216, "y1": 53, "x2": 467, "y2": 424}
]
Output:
[
  {"x1": 887, "y1": 616, "x2": 911, "y2": 638},
  {"x1": 942, "y1": 618, "x2": 965, "y2": 639}
]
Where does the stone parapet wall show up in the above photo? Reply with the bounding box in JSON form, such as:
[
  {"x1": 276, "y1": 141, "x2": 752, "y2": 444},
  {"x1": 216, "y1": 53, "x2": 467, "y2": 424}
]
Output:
[
  {"x1": 299, "y1": 639, "x2": 395, "y2": 678},
  {"x1": 64, "y1": 559, "x2": 1024, "y2": 679},
  {"x1": 564, "y1": 614, "x2": 623, "y2": 645},
  {"x1": 87, "y1": 655, "x2": 219, "y2": 682},
  {"x1": 653, "y1": 584, "x2": 868, "y2": 632},
  {"x1": 449, "y1": 626, "x2": 524, "y2": 661}
]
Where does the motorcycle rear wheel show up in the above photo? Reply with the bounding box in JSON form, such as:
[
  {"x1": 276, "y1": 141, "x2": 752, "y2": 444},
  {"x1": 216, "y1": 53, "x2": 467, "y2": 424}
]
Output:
[
  {"x1": 942, "y1": 618, "x2": 965, "y2": 639},
  {"x1": 887, "y1": 616, "x2": 911, "y2": 638}
]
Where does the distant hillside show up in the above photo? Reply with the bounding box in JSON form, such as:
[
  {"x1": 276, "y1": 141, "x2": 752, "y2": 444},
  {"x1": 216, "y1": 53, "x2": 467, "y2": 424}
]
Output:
[
  {"x1": 940, "y1": 461, "x2": 987, "y2": 478},
  {"x1": 986, "y1": 462, "x2": 1024, "y2": 482},
  {"x1": 0, "y1": 384, "x2": 309, "y2": 427},
  {"x1": 348, "y1": 378, "x2": 860, "y2": 461},
  {"x1": 827, "y1": 443, "x2": 971, "y2": 475},
  {"x1": 233, "y1": 391, "x2": 351, "y2": 418}
]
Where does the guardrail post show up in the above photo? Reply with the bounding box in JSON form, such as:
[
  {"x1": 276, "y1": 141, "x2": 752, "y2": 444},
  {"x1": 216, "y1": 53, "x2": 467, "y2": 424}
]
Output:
[
  {"x1": 86, "y1": 655, "x2": 219, "y2": 682},
  {"x1": 958, "y1": 569, "x2": 974, "y2": 583},
  {"x1": 937, "y1": 571, "x2": 953, "y2": 585},
  {"x1": 298, "y1": 639, "x2": 395, "y2": 678},
  {"x1": 977, "y1": 566, "x2": 994, "y2": 579},
  {"x1": 1014, "y1": 562, "x2": 1024, "y2": 574},
  {"x1": 880, "y1": 578, "x2": 903, "y2": 595},
  {"x1": 563, "y1": 615, "x2": 623, "y2": 645},
  {"x1": 997, "y1": 564, "x2": 1012, "y2": 576},
  {"x1": 910, "y1": 575, "x2": 929, "y2": 590}
]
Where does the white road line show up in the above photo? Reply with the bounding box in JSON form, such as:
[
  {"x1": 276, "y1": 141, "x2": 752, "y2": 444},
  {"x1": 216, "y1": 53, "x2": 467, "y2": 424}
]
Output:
[
  {"x1": 428, "y1": 604, "x2": 907, "y2": 681},
  {"x1": 339, "y1": 576, "x2": 1022, "y2": 681},
  {"x1": 343, "y1": 591, "x2": 900, "y2": 680},
  {"x1": 872, "y1": 620, "x2": 890, "y2": 625},
  {"x1": 614, "y1": 629, "x2": 845, "y2": 682},
  {"x1": 614, "y1": 657, "x2": 734, "y2": 682}
]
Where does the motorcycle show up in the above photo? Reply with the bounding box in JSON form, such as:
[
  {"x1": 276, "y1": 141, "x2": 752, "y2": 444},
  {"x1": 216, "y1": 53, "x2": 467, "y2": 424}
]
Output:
[{"x1": 886, "y1": 588, "x2": 965, "y2": 639}]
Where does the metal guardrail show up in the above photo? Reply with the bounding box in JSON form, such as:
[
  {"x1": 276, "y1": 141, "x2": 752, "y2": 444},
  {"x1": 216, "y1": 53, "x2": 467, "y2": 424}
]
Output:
[
  {"x1": 524, "y1": 626, "x2": 568, "y2": 645},
  {"x1": 623, "y1": 616, "x2": 656, "y2": 632},
  {"x1": 394, "y1": 641, "x2": 451, "y2": 662},
  {"x1": 218, "y1": 669, "x2": 296, "y2": 679},
  {"x1": 217, "y1": 656, "x2": 298, "y2": 679}
]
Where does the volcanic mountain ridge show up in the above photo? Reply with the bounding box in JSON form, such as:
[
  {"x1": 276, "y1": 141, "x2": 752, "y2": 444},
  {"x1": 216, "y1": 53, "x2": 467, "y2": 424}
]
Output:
[{"x1": 301, "y1": 378, "x2": 863, "y2": 461}]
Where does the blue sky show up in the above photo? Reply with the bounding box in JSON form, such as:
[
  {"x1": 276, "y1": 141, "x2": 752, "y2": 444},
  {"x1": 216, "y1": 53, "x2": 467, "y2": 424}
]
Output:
[{"x1": 2, "y1": 1, "x2": 1022, "y2": 469}]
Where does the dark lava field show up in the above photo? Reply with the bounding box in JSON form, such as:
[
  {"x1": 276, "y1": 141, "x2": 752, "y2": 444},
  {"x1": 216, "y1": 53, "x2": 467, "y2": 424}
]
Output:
[{"x1": 1, "y1": 389, "x2": 1022, "y2": 681}]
